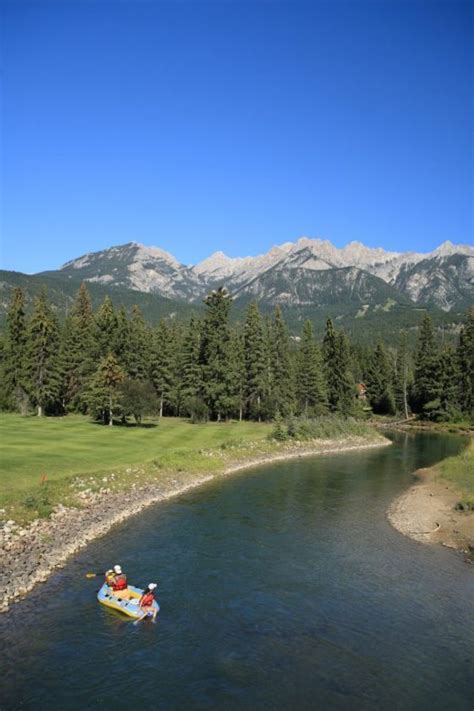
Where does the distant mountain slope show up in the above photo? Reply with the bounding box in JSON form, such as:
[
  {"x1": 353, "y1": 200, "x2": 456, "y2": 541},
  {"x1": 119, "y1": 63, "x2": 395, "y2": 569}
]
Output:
[
  {"x1": 393, "y1": 253, "x2": 474, "y2": 312},
  {"x1": 1, "y1": 236, "x2": 471, "y2": 345},
  {"x1": 51, "y1": 238, "x2": 474, "y2": 313},
  {"x1": 0, "y1": 270, "x2": 199, "y2": 326},
  {"x1": 50, "y1": 242, "x2": 204, "y2": 300},
  {"x1": 231, "y1": 261, "x2": 413, "y2": 309}
]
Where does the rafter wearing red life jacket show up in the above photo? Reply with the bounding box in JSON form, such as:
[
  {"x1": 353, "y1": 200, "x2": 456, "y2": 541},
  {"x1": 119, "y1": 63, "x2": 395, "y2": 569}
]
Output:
[
  {"x1": 112, "y1": 573, "x2": 128, "y2": 591},
  {"x1": 140, "y1": 590, "x2": 155, "y2": 607}
]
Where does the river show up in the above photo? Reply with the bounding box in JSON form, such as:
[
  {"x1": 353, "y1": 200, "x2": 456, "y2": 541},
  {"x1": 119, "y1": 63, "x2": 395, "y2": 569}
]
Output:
[{"x1": 1, "y1": 431, "x2": 473, "y2": 710}]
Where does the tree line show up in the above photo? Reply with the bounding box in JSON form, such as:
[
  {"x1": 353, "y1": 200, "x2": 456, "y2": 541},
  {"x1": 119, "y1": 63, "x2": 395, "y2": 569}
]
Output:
[{"x1": 0, "y1": 283, "x2": 472, "y2": 424}]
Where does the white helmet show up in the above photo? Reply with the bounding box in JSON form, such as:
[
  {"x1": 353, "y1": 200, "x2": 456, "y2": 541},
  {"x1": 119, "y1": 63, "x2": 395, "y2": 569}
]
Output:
[
  {"x1": 148, "y1": 583, "x2": 157, "y2": 590},
  {"x1": 113, "y1": 565, "x2": 122, "y2": 574}
]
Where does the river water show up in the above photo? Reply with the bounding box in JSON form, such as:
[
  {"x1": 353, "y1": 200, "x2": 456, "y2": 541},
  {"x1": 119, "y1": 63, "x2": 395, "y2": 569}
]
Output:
[{"x1": 1, "y1": 432, "x2": 473, "y2": 710}]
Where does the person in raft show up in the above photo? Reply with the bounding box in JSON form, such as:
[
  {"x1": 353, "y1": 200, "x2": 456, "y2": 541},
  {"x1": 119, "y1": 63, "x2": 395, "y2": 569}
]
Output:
[
  {"x1": 110, "y1": 565, "x2": 130, "y2": 597},
  {"x1": 139, "y1": 583, "x2": 158, "y2": 621},
  {"x1": 104, "y1": 569, "x2": 115, "y2": 587}
]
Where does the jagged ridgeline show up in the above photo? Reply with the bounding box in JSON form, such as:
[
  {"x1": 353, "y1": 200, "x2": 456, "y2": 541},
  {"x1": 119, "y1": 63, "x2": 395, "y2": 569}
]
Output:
[
  {"x1": 0, "y1": 238, "x2": 472, "y2": 343},
  {"x1": 1, "y1": 282, "x2": 473, "y2": 424}
]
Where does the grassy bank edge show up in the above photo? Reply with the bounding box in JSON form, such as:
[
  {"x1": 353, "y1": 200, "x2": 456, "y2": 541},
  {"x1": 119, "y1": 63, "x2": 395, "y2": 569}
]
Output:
[
  {"x1": 2, "y1": 422, "x2": 386, "y2": 528},
  {"x1": 436, "y1": 440, "x2": 474, "y2": 510}
]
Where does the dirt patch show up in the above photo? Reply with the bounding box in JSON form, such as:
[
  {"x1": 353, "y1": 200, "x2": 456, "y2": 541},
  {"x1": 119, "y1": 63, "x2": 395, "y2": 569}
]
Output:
[{"x1": 388, "y1": 467, "x2": 474, "y2": 556}]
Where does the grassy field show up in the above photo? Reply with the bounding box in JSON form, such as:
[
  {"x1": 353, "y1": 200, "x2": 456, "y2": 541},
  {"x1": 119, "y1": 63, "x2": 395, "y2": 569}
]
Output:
[
  {"x1": 0, "y1": 413, "x2": 380, "y2": 524},
  {"x1": 0, "y1": 414, "x2": 272, "y2": 496},
  {"x1": 437, "y1": 440, "x2": 474, "y2": 510}
]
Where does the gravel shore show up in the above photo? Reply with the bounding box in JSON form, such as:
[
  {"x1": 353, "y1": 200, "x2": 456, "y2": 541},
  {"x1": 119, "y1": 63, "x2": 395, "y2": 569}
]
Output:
[
  {"x1": 387, "y1": 466, "x2": 474, "y2": 557},
  {"x1": 0, "y1": 435, "x2": 390, "y2": 612}
]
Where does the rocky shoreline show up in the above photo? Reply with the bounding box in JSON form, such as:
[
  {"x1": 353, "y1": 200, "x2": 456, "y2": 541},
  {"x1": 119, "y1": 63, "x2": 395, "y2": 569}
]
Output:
[
  {"x1": 387, "y1": 466, "x2": 474, "y2": 558},
  {"x1": 0, "y1": 435, "x2": 389, "y2": 612}
]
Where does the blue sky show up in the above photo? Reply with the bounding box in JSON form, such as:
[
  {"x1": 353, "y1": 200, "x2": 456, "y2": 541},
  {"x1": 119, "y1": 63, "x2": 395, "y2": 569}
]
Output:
[{"x1": 1, "y1": 0, "x2": 472, "y2": 273}]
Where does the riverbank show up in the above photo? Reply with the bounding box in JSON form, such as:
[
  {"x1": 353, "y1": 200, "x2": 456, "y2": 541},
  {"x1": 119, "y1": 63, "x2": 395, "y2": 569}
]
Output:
[
  {"x1": 388, "y1": 440, "x2": 474, "y2": 557},
  {"x1": 0, "y1": 432, "x2": 389, "y2": 612}
]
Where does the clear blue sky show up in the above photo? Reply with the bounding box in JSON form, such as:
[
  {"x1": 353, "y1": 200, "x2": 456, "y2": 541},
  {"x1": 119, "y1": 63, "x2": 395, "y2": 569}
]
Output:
[{"x1": 1, "y1": 0, "x2": 472, "y2": 273}]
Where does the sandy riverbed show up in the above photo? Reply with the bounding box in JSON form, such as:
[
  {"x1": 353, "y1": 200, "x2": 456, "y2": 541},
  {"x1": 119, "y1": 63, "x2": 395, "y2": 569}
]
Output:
[
  {"x1": 0, "y1": 435, "x2": 390, "y2": 612},
  {"x1": 388, "y1": 466, "x2": 474, "y2": 556}
]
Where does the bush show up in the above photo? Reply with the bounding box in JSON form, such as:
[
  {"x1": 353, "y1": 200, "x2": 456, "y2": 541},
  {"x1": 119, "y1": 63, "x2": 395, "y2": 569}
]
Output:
[
  {"x1": 22, "y1": 489, "x2": 53, "y2": 518},
  {"x1": 269, "y1": 415, "x2": 372, "y2": 442},
  {"x1": 185, "y1": 397, "x2": 209, "y2": 424},
  {"x1": 272, "y1": 413, "x2": 288, "y2": 441},
  {"x1": 455, "y1": 498, "x2": 474, "y2": 512}
]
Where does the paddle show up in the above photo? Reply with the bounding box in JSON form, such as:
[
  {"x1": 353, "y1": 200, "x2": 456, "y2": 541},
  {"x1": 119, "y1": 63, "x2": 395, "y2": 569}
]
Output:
[{"x1": 85, "y1": 571, "x2": 105, "y2": 579}]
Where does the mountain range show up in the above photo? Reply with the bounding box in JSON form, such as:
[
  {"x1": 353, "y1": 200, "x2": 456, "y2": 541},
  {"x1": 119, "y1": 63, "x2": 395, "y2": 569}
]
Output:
[
  {"x1": 1, "y1": 237, "x2": 472, "y2": 343},
  {"x1": 54, "y1": 237, "x2": 473, "y2": 311}
]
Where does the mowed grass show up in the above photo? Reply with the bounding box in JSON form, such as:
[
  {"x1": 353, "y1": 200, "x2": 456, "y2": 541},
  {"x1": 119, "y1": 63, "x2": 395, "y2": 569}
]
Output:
[
  {"x1": 437, "y1": 440, "x2": 474, "y2": 509},
  {"x1": 0, "y1": 414, "x2": 272, "y2": 499}
]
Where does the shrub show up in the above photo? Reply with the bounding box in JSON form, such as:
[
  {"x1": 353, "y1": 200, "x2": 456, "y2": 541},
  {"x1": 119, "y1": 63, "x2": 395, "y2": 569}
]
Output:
[
  {"x1": 269, "y1": 414, "x2": 372, "y2": 442},
  {"x1": 185, "y1": 397, "x2": 209, "y2": 424},
  {"x1": 22, "y1": 489, "x2": 53, "y2": 518}
]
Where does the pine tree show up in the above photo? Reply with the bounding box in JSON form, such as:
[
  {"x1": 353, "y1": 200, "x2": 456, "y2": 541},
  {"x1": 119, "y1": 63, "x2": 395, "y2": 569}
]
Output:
[
  {"x1": 413, "y1": 314, "x2": 441, "y2": 419},
  {"x1": 296, "y1": 320, "x2": 327, "y2": 415},
  {"x1": 269, "y1": 307, "x2": 295, "y2": 417},
  {"x1": 243, "y1": 302, "x2": 268, "y2": 420},
  {"x1": 87, "y1": 352, "x2": 125, "y2": 425},
  {"x1": 228, "y1": 328, "x2": 246, "y2": 421},
  {"x1": 365, "y1": 342, "x2": 396, "y2": 415},
  {"x1": 113, "y1": 306, "x2": 130, "y2": 369},
  {"x1": 151, "y1": 319, "x2": 176, "y2": 417},
  {"x1": 200, "y1": 288, "x2": 233, "y2": 420},
  {"x1": 59, "y1": 283, "x2": 95, "y2": 412},
  {"x1": 457, "y1": 307, "x2": 474, "y2": 421},
  {"x1": 26, "y1": 288, "x2": 61, "y2": 416},
  {"x1": 3, "y1": 288, "x2": 28, "y2": 411},
  {"x1": 436, "y1": 346, "x2": 460, "y2": 421},
  {"x1": 322, "y1": 319, "x2": 356, "y2": 415},
  {"x1": 126, "y1": 305, "x2": 150, "y2": 380},
  {"x1": 394, "y1": 331, "x2": 411, "y2": 419},
  {"x1": 94, "y1": 297, "x2": 118, "y2": 361},
  {"x1": 179, "y1": 316, "x2": 204, "y2": 415}
]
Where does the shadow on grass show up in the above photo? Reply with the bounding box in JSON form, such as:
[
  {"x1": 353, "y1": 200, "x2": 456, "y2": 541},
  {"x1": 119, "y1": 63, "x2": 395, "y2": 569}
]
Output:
[{"x1": 90, "y1": 419, "x2": 159, "y2": 429}]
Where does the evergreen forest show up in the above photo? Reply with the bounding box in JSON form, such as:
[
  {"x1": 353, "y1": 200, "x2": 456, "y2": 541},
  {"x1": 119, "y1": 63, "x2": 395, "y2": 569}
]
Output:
[{"x1": 1, "y1": 284, "x2": 473, "y2": 425}]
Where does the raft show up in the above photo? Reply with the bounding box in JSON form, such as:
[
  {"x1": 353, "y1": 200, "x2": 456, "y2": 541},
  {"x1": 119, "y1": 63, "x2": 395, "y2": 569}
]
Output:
[{"x1": 97, "y1": 583, "x2": 160, "y2": 620}]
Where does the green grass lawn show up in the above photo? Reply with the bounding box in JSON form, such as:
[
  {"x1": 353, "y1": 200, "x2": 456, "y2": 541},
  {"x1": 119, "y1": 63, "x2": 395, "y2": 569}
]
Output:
[
  {"x1": 0, "y1": 413, "x2": 380, "y2": 524},
  {"x1": 0, "y1": 413, "x2": 272, "y2": 499},
  {"x1": 437, "y1": 440, "x2": 474, "y2": 509}
]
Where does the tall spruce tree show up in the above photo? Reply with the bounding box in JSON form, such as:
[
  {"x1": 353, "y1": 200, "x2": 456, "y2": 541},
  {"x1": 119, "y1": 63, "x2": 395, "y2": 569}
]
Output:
[
  {"x1": 296, "y1": 320, "x2": 327, "y2": 415},
  {"x1": 59, "y1": 283, "x2": 95, "y2": 412},
  {"x1": 365, "y1": 342, "x2": 396, "y2": 415},
  {"x1": 413, "y1": 314, "x2": 441, "y2": 419},
  {"x1": 322, "y1": 319, "x2": 356, "y2": 415},
  {"x1": 151, "y1": 319, "x2": 176, "y2": 417},
  {"x1": 87, "y1": 352, "x2": 125, "y2": 426},
  {"x1": 126, "y1": 305, "x2": 150, "y2": 380},
  {"x1": 394, "y1": 331, "x2": 411, "y2": 419},
  {"x1": 243, "y1": 302, "x2": 268, "y2": 420},
  {"x1": 3, "y1": 288, "x2": 28, "y2": 411},
  {"x1": 435, "y1": 346, "x2": 461, "y2": 421},
  {"x1": 113, "y1": 306, "x2": 130, "y2": 369},
  {"x1": 26, "y1": 288, "x2": 61, "y2": 416},
  {"x1": 179, "y1": 316, "x2": 204, "y2": 415},
  {"x1": 269, "y1": 307, "x2": 296, "y2": 417},
  {"x1": 457, "y1": 308, "x2": 474, "y2": 421},
  {"x1": 200, "y1": 288, "x2": 233, "y2": 420},
  {"x1": 228, "y1": 328, "x2": 246, "y2": 421},
  {"x1": 94, "y1": 297, "x2": 118, "y2": 361}
]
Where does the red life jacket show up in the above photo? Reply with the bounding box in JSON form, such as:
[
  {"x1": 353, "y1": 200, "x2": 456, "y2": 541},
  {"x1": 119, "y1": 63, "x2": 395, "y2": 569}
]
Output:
[
  {"x1": 112, "y1": 574, "x2": 127, "y2": 591},
  {"x1": 140, "y1": 591, "x2": 154, "y2": 607}
]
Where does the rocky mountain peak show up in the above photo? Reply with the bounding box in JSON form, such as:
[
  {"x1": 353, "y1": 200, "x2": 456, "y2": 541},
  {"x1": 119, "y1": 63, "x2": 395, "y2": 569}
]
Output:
[{"x1": 56, "y1": 237, "x2": 472, "y2": 312}]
